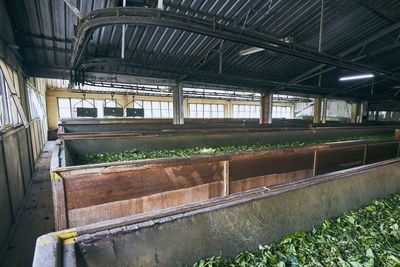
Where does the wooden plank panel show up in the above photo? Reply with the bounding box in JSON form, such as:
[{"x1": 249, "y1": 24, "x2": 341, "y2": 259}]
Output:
[
  {"x1": 3, "y1": 134, "x2": 25, "y2": 217},
  {"x1": 17, "y1": 130, "x2": 32, "y2": 190},
  {"x1": 230, "y1": 169, "x2": 313, "y2": 194},
  {"x1": 0, "y1": 141, "x2": 14, "y2": 254},
  {"x1": 366, "y1": 142, "x2": 398, "y2": 164},
  {"x1": 34, "y1": 121, "x2": 41, "y2": 159},
  {"x1": 63, "y1": 161, "x2": 225, "y2": 210},
  {"x1": 68, "y1": 181, "x2": 223, "y2": 227},
  {"x1": 229, "y1": 150, "x2": 314, "y2": 181},
  {"x1": 30, "y1": 124, "x2": 38, "y2": 163},
  {"x1": 316, "y1": 146, "x2": 365, "y2": 175}
]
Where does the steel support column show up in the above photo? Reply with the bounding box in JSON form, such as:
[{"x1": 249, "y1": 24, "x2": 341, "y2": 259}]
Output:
[
  {"x1": 173, "y1": 83, "x2": 184, "y2": 125},
  {"x1": 260, "y1": 93, "x2": 273, "y2": 124}
]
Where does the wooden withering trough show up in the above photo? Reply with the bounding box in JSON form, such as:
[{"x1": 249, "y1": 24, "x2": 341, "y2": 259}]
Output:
[
  {"x1": 57, "y1": 125, "x2": 397, "y2": 159},
  {"x1": 50, "y1": 138, "x2": 400, "y2": 230}
]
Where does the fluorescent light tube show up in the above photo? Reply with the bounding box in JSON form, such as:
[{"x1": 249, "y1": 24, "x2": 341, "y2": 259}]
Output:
[
  {"x1": 339, "y1": 74, "x2": 374, "y2": 81},
  {"x1": 239, "y1": 47, "x2": 265, "y2": 56}
]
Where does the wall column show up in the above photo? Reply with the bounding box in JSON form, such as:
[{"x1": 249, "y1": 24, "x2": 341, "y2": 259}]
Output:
[
  {"x1": 260, "y1": 93, "x2": 273, "y2": 124},
  {"x1": 173, "y1": 82, "x2": 184, "y2": 125},
  {"x1": 313, "y1": 98, "x2": 321, "y2": 124}
]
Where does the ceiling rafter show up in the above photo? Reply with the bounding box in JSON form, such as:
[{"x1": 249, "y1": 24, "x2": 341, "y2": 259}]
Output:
[
  {"x1": 353, "y1": 0, "x2": 397, "y2": 22},
  {"x1": 70, "y1": 7, "x2": 400, "y2": 86},
  {"x1": 78, "y1": 57, "x2": 370, "y2": 98}
]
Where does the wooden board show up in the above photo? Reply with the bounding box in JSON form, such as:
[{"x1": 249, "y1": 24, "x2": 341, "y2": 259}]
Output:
[
  {"x1": 17, "y1": 130, "x2": 32, "y2": 190},
  {"x1": 3, "y1": 133, "x2": 25, "y2": 217},
  {"x1": 316, "y1": 146, "x2": 365, "y2": 175},
  {"x1": 366, "y1": 142, "x2": 398, "y2": 164},
  {"x1": 230, "y1": 169, "x2": 313, "y2": 194},
  {"x1": 62, "y1": 161, "x2": 225, "y2": 210},
  {"x1": 68, "y1": 181, "x2": 223, "y2": 227},
  {"x1": 229, "y1": 150, "x2": 314, "y2": 181},
  {"x1": 0, "y1": 141, "x2": 14, "y2": 254}
]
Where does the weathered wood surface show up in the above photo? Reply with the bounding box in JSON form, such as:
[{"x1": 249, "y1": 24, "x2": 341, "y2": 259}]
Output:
[
  {"x1": 230, "y1": 169, "x2": 313, "y2": 194},
  {"x1": 68, "y1": 181, "x2": 223, "y2": 226},
  {"x1": 63, "y1": 161, "x2": 225, "y2": 210}
]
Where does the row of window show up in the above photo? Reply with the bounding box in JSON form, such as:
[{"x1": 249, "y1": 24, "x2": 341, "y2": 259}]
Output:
[
  {"x1": 188, "y1": 104, "x2": 224, "y2": 118},
  {"x1": 0, "y1": 68, "x2": 23, "y2": 128},
  {"x1": 58, "y1": 98, "x2": 174, "y2": 119},
  {"x1": 272, "y1": 106, "x2": 293, "y2": 119},
  {"x1": 56, "y1": 97, "x2": 296, "y2": 119},
  {"x1": 233, "y1": 104, "x2": 260, "y2": 118}
]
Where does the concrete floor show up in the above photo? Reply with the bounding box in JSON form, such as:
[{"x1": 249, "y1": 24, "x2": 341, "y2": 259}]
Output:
[{"x1": 1, "y1": 142, "x2": 55, "y2": 267}]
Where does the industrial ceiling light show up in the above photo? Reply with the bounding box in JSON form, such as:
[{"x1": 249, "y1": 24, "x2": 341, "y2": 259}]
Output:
[
  {"x1": 239, "y1": 47, "x2": 266, "y2": 56},
  {"x1": 339, "y1": 74, "x2": 374, "y2": 81},
  {"x1": 239, "y1": 36, "x2": 293, "y2": 56}
]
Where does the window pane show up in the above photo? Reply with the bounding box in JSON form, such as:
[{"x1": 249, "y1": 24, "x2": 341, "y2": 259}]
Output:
[
  {"x1": 153, "y1": 109, "x2": 161, "y2": 118},
  {"x1": 160, "y1": 102, "x2": 168, "y2": 109},
  {"x1": 161, "y1": 109, "x2": 169, "y2": 118},
  {"x1": 143, "y1": 101, "x2": 151, "y2": 109},
  {"x1": 152, "y1": 101, "x2": 160, "y2": 110},
  {"x1": 144, "y1": 109, "x2": 152, "y2": 118}
]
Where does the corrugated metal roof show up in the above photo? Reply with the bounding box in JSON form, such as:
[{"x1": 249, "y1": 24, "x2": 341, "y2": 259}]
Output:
[{"x1": 5, "y1": 0, "x2": 400, "y2": 98}]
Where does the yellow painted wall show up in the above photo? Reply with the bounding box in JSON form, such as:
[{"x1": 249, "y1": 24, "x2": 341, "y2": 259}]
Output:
[{"x1": 46, "y1": 88, "x2": 295, "y2": 129}]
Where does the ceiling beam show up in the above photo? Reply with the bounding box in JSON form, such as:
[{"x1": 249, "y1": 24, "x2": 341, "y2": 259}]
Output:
[
  {"x1": 63, "y1": 0, "x2": 83, "y2": 20},
  {"x1": 272, "y1": 19, "x2": 400, "y2": 92},
  {"x1": 77, "y1": 57, "x2": 370, "y2": 98},
  {"x1": 353, "y1": 0, "x2": 397, "y2": 22},
  {"x1": 70, "y1": 7, "x2": 400, "y2": 84}
]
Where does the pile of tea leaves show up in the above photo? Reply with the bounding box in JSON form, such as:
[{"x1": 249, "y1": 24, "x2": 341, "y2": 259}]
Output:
[
  {"x1": 194, "y1": 194, "x2": 400, "y2": 267},
  {"x1": 77, "y1": 134, "x2": 394, "y2": 165}
]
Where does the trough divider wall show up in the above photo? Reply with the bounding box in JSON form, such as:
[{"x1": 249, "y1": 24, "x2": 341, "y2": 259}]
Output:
[
  {"x1": 363, "y1": 144, "x2": 368, "y2": 165},
  {"x1": 312, "y1": 148, "x2": 318, "y2": 176},
  {"x1": 223, "y1": 160, "x2": 230, "y2": 196}
]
